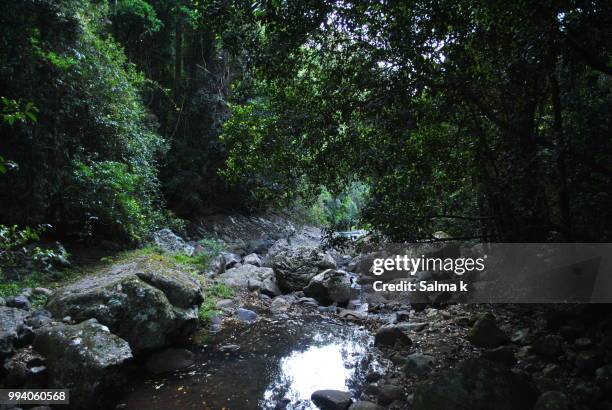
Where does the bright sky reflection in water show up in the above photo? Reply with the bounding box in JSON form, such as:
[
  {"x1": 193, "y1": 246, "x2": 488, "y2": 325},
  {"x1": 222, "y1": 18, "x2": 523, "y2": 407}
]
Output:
[
  {"x1": 263, "y1": 331, "x2": 373, "y2": 409},
  {"x1": 124, "y1": 317, "x2": 382, "y2": 410}
]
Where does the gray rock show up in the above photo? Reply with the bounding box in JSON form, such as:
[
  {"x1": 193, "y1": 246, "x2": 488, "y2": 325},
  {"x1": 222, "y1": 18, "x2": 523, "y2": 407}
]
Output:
[
  {"x1": 221, "y1": 252, "x2": 242, "y2": 270},
  {"x1": 297, "y1": 297, "x2": 319, "y2": 306},
  {"x1": 46, "y1": 257, "x2": 203, "y2": 354},
  {"x1": 6, "y1": 295, "x2": 31, "y2": 310},
  {"x1": 374, "y1": 325, "x2": 412, "y2": 348},
  {"x1": 25, "y1": 310, "x2": 53, "y2": 329},
  {"x1": 362, "y1": 383, "x2": 381, "y2": 397},
  {"x1": 467, "y1": 313, "x2": 508, "y2": 348},
  {"x1": 377, "y1": 385, "x2": 403, "y2": 405},
  {"x1": 393, "y1": 310, "x2": 411, "y2": 323},
  {"x1": 346, "y1": 299, "x2": 362, "y2": 310},
  {"x1": 152, "y1": 228, "x2": 194, "y2": 255},
  {"x1": 396, "y1": 322, "x2": 428, "y2": 332},
  {"x1": 319, "y1": 305, "x2": 337, "y2": 313},
  {"x1": 245, "y1": 239, "x2": 275, "y2": 255},
  {"x1": 261, "y1": 276, "x2": 282, "y2": 297},
  {"x1": 243, "y1": 253, "x2": 263, "y2": 267},
  {"x1": 270, "y1": 297, "x2": 291, "y2": 314},
  {"x1": 209, "y1": 254, "x2": 225, "y2": 275},
  {"x1": 33, "y1": 287, "x2": 53, "y2": 297},
  {"x1": 349, "y1": 401, "x2": 383, "y2": 410},
  {"x1": 33, "y1": 319, "x2": 133, "y2": 409},
  {"x1": 267, "y1": 238, "x2": 290, "y2": 257},
  {"x1": 145, "y1": 348, "x2": 194, "y2": 374},
  {"x1": 304, "y1": 270, "x2": 352, "y2": 306},
  {"x1": 216, "y1": 299, "x2": 234, "y2": 309},
  {"x1": 347, "y1": 256, "x2": 361, "y2": 272},
  {"x1": 534, "y1": 391, "x2": 568, "y2": 410},
  {"x1": 219, "y1": 344, "x2": 240, "y2": 353},
  {"x1": 218, "y1": 264, "x2": 280, "y2": 296},
  {"x1": 404, "y1": 353, "x2": 435, "y2": 376},
  {"x1": 271, "y1": 246, "x2": 337, "y2": 292},
  {"x1": 311, "y1": 389, "x2": 352, "y2": 410},
  {"x1": 338, "y1": 309, "x2": 367, "y2": 321},
  {"x1": 0, "y1": 297, "x2": 5, "y2": 306},
  {"x1": 365, "y1": 371, "x2": 383, "y2": 383},
  {"x1": 0, "y1": 306, "x2": 29, "y2": 358},
  {"x1": 236, "y1": 308, "x2": 258, "y2": 323},
  {"x1": 412, "y1": 359, "x2": 538, "y2": 410}
]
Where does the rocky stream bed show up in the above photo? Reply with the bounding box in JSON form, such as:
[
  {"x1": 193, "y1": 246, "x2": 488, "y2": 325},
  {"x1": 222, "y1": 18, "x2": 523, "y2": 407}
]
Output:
[{"x1": 1, "y1": 215, "x2": 612, "y2": 410}]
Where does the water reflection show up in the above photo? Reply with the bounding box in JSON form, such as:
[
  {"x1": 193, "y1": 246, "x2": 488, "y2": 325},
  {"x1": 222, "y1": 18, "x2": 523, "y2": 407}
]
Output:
[
  {"x1": 262, "y1": 331, "x2": 373, "y2": 409},
  {"x1": 123, "y1": 315, "x2": 383, "y2": 410}
]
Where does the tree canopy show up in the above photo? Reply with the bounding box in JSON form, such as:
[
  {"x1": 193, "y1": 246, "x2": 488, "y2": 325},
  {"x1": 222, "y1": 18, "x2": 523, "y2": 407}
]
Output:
[{"x1": 1, "y1": 0, "x2": 610, "y2": 243}]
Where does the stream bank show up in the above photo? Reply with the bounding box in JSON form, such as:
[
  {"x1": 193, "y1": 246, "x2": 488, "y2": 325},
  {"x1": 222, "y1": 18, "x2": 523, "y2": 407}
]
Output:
[{"x1": 2, "y1": 214, "x2": 612, "y2": 410}]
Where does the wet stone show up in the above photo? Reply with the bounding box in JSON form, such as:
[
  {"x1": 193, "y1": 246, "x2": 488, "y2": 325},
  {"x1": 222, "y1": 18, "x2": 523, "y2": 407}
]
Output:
[
  {"x1": 374, "y1": 325, "x2": 412, "y2": 348},
  {"x1": 393, "y1": 310, "x2": 410, "y2": 322},
  {"x1": 377, "y1": 385, "x2": 403, "y2": 405},
  {"x1": 219, "y1": 344, "x2": 240, "y2": 353},
  {"x1": 349, "y1": 401, "x2": 384, "y2": 410},
  {"x1": 236, "y1": 308, "x2": 258, "y2": 323},
  {"x1": 311, "y1": 390, "x2": 352, "y2": 410},
  {"x1": 5, "y1": 295, "x2": 31, "y2": 310},
  {"x1": 216, "y1": 299, "x2": 234, "y2": 309},
  {"x1": 404, "y1": 353, "x2": 435, "y2": 376}
]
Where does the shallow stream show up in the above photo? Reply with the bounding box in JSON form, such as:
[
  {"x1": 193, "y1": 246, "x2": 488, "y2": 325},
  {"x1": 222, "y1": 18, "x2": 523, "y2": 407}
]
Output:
[{"x1": 123, "y1": 314, "x2": 384, "y2": 409}]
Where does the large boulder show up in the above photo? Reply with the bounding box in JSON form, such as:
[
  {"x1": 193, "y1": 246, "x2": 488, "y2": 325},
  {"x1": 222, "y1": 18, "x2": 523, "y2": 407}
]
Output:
[
  {"x1": 311, "y1": 389, "x2": 352, "y2": 410},
  {"x1": 243, "y1": 253, "x2": 263, "y2": 267},
  {"x1": 46, "y1": 257, "x2": 203, "y2": 354},
  {"x1": 0, "y1": 306, "x2": 29, "y2": 358},
  {"x1": 152, "y1": 228, "x2": 194, "y2": 256},
  {"x1": 33, "y1": 319, "x2": 133, "y2": 410},
  {"x1": 217, "y1": 264, "x2": 280, "y2": 296},
  {"x1": 221, "y1": 252, "x2": 242, "y2": 270},
  {"x1": 270, "y1": 246, "x2": 337, "y2": 292},
  {"x1": 412, "y1": 358, "x2": 538, "y2": 410},
  {"x1": 467, "y1": 313, "x2": 509, "y2": 348},
  {"x1": 304, "y1": 269, "x2": 352, "y2": 306},
  {"x1": 374, "y1": 325, "x2": 413, "y2": 348}
]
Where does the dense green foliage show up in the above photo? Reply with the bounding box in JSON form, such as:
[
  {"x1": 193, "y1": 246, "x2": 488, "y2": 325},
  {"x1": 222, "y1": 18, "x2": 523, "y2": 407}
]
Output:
[
  {"x1": 0, "y1": 0, "x2": 166, "y2": 242},
  {"x1": 218, "y1": 1, "x2": 612, "y2": 241},
  {"x1": 1, "y1": 0, "x2": 610, "y2": 245}
]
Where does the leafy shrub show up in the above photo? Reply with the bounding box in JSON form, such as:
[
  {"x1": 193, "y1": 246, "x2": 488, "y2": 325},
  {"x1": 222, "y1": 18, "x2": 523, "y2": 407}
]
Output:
[
  {"x1": 71, "y1": 161, "x2": 166, "y2": 242},
  {"x1": 0, "y1": 0, "x2": 168, "y2": 242},
  {"x1": 0, "y1": 224, "x2": 69, "y2": 281},
  {"x1": 198, "y1": 283, "x2": 234, "y2": 323}
]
